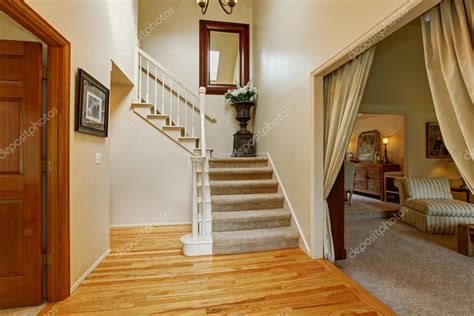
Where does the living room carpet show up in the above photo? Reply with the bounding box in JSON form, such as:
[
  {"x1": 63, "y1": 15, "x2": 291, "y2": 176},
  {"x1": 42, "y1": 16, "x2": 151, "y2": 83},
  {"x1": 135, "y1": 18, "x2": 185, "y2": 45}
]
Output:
[
  {"x1": 345, "y1": 194, "x2": 400, "y2": 219},
  {"x1": 338, "y1": 218, "x2": 474, "y2": 315}
]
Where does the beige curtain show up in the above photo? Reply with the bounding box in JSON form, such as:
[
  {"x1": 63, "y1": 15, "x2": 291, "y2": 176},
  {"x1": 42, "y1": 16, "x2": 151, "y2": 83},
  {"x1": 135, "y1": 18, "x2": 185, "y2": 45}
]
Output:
[
  {"x1": 422, "y1": 0, "x2": 474, "y2": 193},
  {"x1": 323, "y1": 48, "x2": 375, "y2": 261}
]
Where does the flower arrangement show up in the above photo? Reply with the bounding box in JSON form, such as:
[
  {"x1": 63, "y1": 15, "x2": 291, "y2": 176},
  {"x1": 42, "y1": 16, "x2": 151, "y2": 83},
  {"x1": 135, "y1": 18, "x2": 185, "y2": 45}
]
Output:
[{"x1": 224, "y1": 81, "x2": 258, "y2": 104}]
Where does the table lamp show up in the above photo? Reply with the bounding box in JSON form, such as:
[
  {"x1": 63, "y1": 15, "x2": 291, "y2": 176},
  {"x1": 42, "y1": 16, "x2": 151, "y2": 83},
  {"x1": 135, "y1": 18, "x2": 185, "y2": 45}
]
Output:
[{"x1": 383, "y1": 137, "x2": 390, "y2": 164}]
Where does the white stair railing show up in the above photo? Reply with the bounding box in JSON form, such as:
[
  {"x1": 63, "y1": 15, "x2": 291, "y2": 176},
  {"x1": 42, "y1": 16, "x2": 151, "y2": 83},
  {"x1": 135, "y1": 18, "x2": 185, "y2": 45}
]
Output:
[
  {"x1": 137, "y1": 48, "x2": 213, "y2": 255},
  {"x1": 137, "y1": 48, "x2": 216, "y2": 139}
]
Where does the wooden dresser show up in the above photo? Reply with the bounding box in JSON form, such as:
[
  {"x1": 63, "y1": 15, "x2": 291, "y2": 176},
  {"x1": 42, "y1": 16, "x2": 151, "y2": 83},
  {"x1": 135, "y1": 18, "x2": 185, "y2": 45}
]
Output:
[{"x1": 352, "y1": 163, "x2": 401, "y2": 200}]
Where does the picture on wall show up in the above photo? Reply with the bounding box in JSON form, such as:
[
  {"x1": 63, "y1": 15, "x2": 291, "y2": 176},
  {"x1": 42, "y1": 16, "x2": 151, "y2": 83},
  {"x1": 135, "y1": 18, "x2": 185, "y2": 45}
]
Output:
[
  {"x1": 426, "y1": 122, "x2": 450, "y2": 158},
  {"x1": 357, "y1": 130, "x2": 381, "y2": 163},
  {"x1": 75, "y1": 68, "x2": 110, "y2": 137}
]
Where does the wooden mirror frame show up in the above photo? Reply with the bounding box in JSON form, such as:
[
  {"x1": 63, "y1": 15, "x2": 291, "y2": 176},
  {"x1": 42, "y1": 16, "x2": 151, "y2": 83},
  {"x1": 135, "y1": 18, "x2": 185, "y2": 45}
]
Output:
[{"x1": 199, "y1": 20, "x2": 249, "y2": 95}]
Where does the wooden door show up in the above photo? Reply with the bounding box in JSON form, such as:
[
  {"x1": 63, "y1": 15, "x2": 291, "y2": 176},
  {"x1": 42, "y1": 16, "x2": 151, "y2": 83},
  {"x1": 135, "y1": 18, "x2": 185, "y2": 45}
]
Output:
[{"x1": 0, "y1": 40, "x2": 43, "y2": 308}]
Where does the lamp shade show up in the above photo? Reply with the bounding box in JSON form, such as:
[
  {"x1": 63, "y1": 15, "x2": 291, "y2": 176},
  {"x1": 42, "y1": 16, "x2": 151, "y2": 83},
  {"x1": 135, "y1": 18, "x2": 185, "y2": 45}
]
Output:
[{"x1": 383, "y1": 137, "x2": 389, "y2": 145}]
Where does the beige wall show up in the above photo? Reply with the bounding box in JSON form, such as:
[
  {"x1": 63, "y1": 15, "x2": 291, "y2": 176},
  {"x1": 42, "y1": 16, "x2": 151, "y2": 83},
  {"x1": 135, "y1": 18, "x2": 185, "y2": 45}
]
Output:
[
  {"x1": 360, "y1": 21, "x2": 460, "y2": 178},
  {"x1": 349, "y1": 114, "x2": 405, "y2": 168},
  {"x1": 23, "y1": 0, "x2": 138, "y2": 287},
  {"x1": 109, "y1": 78, "x2": 193, "y2": 228},
  {"x1": 139, "y1": 0, "x2": 253, "y2": 154},
  {"x1": 0, "y1": 11, "x2": 41, "y2": 42},
  {"x1": 253, "y1": 0, "x2": 409, "y2": 257}
]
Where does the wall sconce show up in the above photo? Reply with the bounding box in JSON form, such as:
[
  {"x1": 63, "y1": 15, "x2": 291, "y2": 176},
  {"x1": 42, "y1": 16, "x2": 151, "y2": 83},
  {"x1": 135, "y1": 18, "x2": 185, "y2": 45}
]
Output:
[
  {"x1": 383, "y1": 137, "x2": 390, "y2": 164},
  {"x1": 197, "y1": 0, "x2": 238, "y2": 15}
]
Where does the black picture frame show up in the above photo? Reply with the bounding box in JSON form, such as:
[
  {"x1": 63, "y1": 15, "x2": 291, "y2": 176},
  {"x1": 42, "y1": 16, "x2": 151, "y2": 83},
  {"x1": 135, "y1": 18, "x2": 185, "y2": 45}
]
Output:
[{"x1": 75, "y1": 68, "x2": 110, "y2": 137}]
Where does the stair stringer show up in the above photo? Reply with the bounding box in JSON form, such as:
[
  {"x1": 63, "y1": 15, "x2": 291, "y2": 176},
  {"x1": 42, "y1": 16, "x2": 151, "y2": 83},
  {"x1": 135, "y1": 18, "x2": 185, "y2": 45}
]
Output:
[
  {"x1": 264, "y1": 153, "x2": 311, "y2": 255},
  {"x1": 132, "y1": 102, "x2": 195, "y2": 154}
]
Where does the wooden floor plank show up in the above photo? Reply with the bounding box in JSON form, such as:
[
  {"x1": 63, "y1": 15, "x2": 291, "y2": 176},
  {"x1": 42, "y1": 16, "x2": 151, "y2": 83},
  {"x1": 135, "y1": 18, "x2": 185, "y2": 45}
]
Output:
[{"x1": 40, "y1": 226, "x2": 394, "y2": 315}]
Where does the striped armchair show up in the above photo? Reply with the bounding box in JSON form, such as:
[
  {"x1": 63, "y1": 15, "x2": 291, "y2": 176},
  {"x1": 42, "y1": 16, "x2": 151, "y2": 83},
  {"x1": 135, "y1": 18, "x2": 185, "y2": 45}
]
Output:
[{"x1": 395, "y1": 177, "x2": 474, "y2": 234}]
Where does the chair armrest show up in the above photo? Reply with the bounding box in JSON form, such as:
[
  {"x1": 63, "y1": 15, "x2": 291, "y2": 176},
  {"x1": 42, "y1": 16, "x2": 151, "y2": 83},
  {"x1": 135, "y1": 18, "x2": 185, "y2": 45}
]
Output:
[{"x1": 394, "y1": 177, "x2": 407, "y2": 206}]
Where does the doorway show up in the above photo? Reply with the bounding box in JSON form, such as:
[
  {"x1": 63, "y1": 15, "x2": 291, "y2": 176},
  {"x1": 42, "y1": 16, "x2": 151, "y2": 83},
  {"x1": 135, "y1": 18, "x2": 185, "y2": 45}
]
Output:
[
  {"x1": 0, "y1": 0, "x2": 71, "y2": 307},
  {"x1": 346, "y1": 113, "x2": 407, "y2": 220}
]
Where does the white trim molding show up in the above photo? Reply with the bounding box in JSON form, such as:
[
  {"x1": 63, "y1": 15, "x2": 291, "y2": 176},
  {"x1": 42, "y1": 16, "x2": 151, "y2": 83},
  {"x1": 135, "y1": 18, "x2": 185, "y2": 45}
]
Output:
[
  {"x1": 70, "y1": 248, "x2": 111, "y2": 294},
  {"x1": 265, "y1": 153, "x2": 311, "y2": 255}
]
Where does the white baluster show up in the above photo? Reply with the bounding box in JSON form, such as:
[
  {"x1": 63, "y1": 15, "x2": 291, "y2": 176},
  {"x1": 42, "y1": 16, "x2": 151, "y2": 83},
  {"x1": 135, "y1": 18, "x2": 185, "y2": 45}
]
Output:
[
  {"x1": 146, "y1": 60, "x2": 150, "y2": 103},
  {"x1": 154, "y1": 66, "x2": 157, "y2": 114},
  {"x1": 162, "y1": 71, "x2": 165, "y2": 114},
  {"x1": 177, "y1": 86, "x2": 180, "y2": 127},
  {"x1": 184, "y1": 90, "x2": 188, "y2": 136},
  {"x1": 169, "y1": 79, "x2": 173, "y2": 122},
  {"x1": 138, "y1": 53, "x2": 142, "y2": 102},
  {"x1": 190, "y1": 158, "x2": 199, "y2": 239},
  {"x1": 192, "y1": 96, "x2": 195, "y2": 138},
  {"x1": 201, "y1": 159, "x2": 205, "y2": 237}
]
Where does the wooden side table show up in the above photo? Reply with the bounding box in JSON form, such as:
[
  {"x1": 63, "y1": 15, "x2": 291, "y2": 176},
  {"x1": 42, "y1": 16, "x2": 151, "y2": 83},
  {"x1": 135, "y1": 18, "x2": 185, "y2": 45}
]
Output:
[
  {"x1": 384, "y1": 171, "x2": 404, "y2": 204},
  {"x1": 451, "y1": 187, "x2": 471, "y2": 203},
  {"x1": 458, "y1": 224, "x2": 474, "y2": 256}
]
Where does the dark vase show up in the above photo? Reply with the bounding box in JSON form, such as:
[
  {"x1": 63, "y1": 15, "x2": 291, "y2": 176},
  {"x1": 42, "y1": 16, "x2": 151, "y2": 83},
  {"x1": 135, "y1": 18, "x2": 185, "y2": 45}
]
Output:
[{"x1": 231, "y1": 101, "x2": 256, "y2": 157}]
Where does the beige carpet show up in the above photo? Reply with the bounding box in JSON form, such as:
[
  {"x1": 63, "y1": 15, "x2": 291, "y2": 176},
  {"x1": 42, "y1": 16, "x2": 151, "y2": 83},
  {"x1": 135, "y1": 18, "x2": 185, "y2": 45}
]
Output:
[
  {"x1": 338, "y1": 218, "x2": 474, "y2": 315},
  {"x1": 345, "y1": 194, "x2": 400, "y2": 219}
]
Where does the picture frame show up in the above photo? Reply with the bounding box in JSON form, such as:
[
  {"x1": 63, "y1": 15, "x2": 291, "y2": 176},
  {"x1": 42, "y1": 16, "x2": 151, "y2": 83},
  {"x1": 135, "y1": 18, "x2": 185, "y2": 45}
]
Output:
[
  {"x1": 357, "y1": 129, "x2": 381, "y2": 163},
  {"x1": 75, "y1": 68, "x2": 110, "y2": 137},
  {"x1": 426, "y1": 122, "x2": 450, "y2": 158}
]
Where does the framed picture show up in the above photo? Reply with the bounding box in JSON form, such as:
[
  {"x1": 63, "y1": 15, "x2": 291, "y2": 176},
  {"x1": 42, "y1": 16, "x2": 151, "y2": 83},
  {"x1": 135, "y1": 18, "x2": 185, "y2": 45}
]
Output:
[
  {"x1": 426, "y1": 122, "x2": 450, "y2": 158},
  {"x1": 357, "y1": 129, "x2": 381, "y2": 163},
  {"x1": 75, "y1": 68, "x2": 109, "y2": 137}
]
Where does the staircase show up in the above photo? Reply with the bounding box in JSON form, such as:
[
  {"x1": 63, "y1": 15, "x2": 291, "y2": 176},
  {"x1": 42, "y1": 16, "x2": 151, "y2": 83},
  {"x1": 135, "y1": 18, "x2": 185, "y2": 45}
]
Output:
[
  {"x1": 209, "y1": 157, "x2": 299, "y2": 255},
  {"x1": 135, "y1": 48, "x2": 300, "y2": 256}
]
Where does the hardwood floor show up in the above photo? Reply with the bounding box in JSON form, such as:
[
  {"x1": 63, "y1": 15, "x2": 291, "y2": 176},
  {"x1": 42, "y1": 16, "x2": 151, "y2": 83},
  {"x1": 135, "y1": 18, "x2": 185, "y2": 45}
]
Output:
[{"x1": 40, "y1": 225, "x2": 394, "y2": 315}]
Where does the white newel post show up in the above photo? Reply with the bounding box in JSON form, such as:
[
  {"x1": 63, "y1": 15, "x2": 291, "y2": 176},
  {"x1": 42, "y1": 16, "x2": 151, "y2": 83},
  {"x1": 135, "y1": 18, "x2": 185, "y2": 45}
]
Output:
[{"x1": 180, "y1": 87, "x2": 212, "y2": 256}]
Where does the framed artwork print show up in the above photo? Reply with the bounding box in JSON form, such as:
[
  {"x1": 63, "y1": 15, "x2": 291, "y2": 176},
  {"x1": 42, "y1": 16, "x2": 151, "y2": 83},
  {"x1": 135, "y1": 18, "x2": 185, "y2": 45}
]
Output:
[
  {"x1": 426, "y1": 122, "x2": 450, "y2": 158},
  {"x1": 357, "y1": 129, "x2": 381, "y2": 163},
  {"x1": 75, "y1": 68, "x2": 110, "y2": 137}
]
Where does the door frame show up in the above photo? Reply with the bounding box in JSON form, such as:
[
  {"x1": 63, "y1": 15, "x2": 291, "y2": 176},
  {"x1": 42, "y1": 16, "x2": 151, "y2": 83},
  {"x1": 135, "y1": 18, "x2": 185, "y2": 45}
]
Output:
[
  {"x1": 309, "y1": 0, "x2": 441, "y2": 259},
  {"x1": 0, "y1": 0, "x2": 70, "y2": 302}
]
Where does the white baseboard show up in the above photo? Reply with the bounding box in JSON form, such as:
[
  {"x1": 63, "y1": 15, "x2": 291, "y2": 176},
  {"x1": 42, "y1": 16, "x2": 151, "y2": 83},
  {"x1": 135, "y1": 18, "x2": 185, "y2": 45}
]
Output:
[
  {"x1": 70, "y1": 248, "x2": 110, "y2": 294},
  {"x1": 110, "y1": 221, "x2": 191, "y2": 228},
  {"x1": 265, "y1": 153, "x2": 311, "y2": 255}
]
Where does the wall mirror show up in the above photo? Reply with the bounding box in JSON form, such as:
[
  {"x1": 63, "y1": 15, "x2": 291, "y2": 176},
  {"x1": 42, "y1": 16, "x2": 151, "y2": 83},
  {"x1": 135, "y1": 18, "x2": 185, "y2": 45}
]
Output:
[{"x1": 200, "y1": 20, "x2": 249, "y2": 95}]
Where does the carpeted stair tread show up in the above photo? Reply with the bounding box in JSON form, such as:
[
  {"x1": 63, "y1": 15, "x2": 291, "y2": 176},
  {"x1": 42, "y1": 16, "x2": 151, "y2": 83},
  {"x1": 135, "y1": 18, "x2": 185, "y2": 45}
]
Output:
[
  {"x1": 209, "y1": 157, "x2": 268, "y2": 163},
  {"x1": 209, "y1": 167, "x2": 273, "y2": 180},
  {"x1": 213, "y1": 238, "x2": 299, "y2": 255},
  {"x1": 213, "y1": 227, "x2": 299, "y2": 245},
  {"x1": 213, "y1": 209, "x2": 291, "y2": 222},
  {"x1": 210, "y1": 179, "x2": 278, "y2": 195},
  {"x1": 210, "y1": 179, "x2": 278, "y2": 187},
  {"x1": 211, "y1": 193, "x2": 284, "y2": 212},
  {"x1": 209, "y1": 167, "x2": 273, "y2": 174},
  {"x1": 212, "y1": 193, "x2": 283, "y2": 203},
  {"x1": 212, "y1": 209, "x2": 291, "y2": 231},
  {"x1": 209, "y1": 157, "x2": 268, "y2": 168}
]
